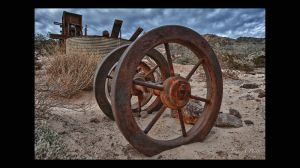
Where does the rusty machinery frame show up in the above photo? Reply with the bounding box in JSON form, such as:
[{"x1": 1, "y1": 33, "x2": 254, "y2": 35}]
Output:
[
  {"x1": 94, "y1": 25, "x2": 223, "y2": 156},
  {"x1": 49, "y1": 11, "x2": 83, "y2": 46},
  {"x1": 49, "y1": 11, "x2": 144, "y2": 48}
]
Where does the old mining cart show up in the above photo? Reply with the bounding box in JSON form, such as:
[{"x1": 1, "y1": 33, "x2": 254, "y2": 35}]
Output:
[
  {"x1": 94, "y1": 25, "x2": 223, "y2": 156},
  {"x1": 50, "y1": 11, "x2": 223, "y2": 157}
]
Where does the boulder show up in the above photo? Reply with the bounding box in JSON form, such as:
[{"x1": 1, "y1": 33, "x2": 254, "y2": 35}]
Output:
[
  {"x1": 215, "y1": 113, "x2": 243, "y2": 128},
  {"x1": 171, "y1": 99, "x2": 203, "y2": 125}
]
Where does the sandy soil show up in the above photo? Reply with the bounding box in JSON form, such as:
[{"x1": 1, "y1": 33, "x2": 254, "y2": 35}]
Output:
[{"x1": 41, "y1": 64, "x2": 265, "y2": 159}]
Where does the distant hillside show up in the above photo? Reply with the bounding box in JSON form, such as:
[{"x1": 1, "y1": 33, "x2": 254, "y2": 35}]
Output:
[
  {"x1": 203, "y1": 34, "x2": 265, "y2": 59},
  {"x1": 169, "y1": 34, "x2": 265, "y2": 71}
]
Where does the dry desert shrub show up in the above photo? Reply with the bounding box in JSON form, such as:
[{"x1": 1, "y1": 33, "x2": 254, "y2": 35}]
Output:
[{"x1": 45, "y1": 52, "x2": 102, "y2": 98}]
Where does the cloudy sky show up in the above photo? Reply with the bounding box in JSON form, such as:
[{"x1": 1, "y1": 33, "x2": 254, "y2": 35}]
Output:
[{"x1": 35, "y1": 8, "x2": 265, "y2": 39}]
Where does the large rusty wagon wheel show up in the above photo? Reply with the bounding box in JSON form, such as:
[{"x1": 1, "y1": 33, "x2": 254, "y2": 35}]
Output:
[
  {"x1": 94, "y1": 44, "x2": 170, "y2": 120},
  {"x1": 111, "y1": 25, "x2": 223, "y2": 156}
]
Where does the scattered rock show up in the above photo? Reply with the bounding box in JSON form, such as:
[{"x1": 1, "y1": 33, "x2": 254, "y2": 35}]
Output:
[
  {"x1": 101, "y1": 116, "x2": 112, "y2": 122},
  {"x1": 35, "y1": 61, "x2": 42, "y2": 70},
  {"x1": 216, "y1": 151, "x2": 228, "y2": 157},
  {"x1": 240, "y1": 83, "x2": 259, "y2": 89},
  {"x1": 171, "y1": 100, "x2": 203, "y2": 125},
  {"x1": 247, "y1": 72, "x2": 256, "y2": 75},
  {"x1": 227, "y1": 102, "x2": 233, "y2": 105},
  {"x1": 156, "y1": 155, "x2": 163, "y2": 159},
  {"x1": 244, "y1": 120, "x2": 254, "y2": 126},
  {"x1": 229, "y1": 108, "x2": 242, "y2": 118},
  {"x1": 254, "y1": 89, "x2": 264, "y2": 93},
  {"x1": 239, "y1": 94, "x2": 255, "y2": 100},
  {"x1": 215, "y1": 113, "x2": 243, "y2": 128},
  {"x1": 140, "y1": 110, "x2": 148, "y2": 118},
  {"x1": 58, "y1": 131, "x2": 67, "y2": 135},
  {"x1": 258, "y1": 92, "x2": 265, "y2": 98},
  {"x1": 89, "y1": 118, "x2": 100, "y2": 123},
  {"x1": 254, "y1": 89, "x2": 265, "y2": 98}
]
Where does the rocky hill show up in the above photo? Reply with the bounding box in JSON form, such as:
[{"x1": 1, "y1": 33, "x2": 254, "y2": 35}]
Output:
[{"x1": 171, "y1": 34, "x2": 265, "y2": 71}]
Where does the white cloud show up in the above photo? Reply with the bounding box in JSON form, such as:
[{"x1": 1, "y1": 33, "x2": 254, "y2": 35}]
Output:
[{"x1": 35, "y1": 8, "x2": 265, "y2": 39}]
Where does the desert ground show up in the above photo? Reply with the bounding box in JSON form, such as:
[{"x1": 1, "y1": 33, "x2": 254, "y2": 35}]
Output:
[{"x1": 35, "y1": 63, "x2": 265, "y2": 159}]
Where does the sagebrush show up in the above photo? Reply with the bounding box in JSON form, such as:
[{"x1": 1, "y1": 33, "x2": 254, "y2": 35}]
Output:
[{"x1": 45, "y1": 52, "x2": 102, "y2": 98}]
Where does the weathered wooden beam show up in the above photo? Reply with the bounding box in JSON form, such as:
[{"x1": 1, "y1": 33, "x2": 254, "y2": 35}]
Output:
[
  {"x1": 129, "y1": 27, "x2": 143, "y2": 41},
  {"x1": 110, "y1": 19, "x2": 123, "y2": 38}
]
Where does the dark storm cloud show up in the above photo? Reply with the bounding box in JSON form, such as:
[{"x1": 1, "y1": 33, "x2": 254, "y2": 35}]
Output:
[{"x1": 35, "y1": 8, "x2": 265, "y2": 39}]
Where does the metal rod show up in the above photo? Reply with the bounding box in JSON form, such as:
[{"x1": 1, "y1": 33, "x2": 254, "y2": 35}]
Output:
[
  {"x1": 164, "y1": 43, "x2": 175, "y2": 76},
  {"x1": 190, "y1": 95, "x2": 209, "y2": 103},
  {"x1": 145, "y1": 65, "x2": 159, "y2": 78},
  {"x1": 185, "y1": 59, "x2": 203, "y2": 81},
  {"x1": 133, "y1": 79, "x2": 164, "y2": 91},
  {"x1": 177, "y1": 109, "x2": 187, "y2": 137},
  {"x1": 144, "y1": 106, "x2": 167, "y2": 134}
]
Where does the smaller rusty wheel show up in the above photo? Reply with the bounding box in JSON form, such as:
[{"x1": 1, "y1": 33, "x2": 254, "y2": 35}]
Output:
[
  {"x1": 94, "y1": 44, "x2": 170, "y2": 120},
  {"x1": 111, "y1": 25, "x2": 223, "y2": 156}
]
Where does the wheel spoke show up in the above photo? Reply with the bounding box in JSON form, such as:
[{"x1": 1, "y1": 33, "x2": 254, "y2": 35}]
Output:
[
  {"x1": 190, "y1": 95, "x2": 209, "y2": 103},
  {"x1": 144, "y1": 106, "x2": 167, "y2": 134},
  {"x1": 164, "y1": 43, "x2": 175, "y2": 76},
  {"x1": 144, "y1": 64, "x2": 159, "y2": 78},
  {"x1": 177, "y1": 108, "x2": 187, "y2": 137},
  {"x1": 185, "y1": 59, "x2": 204, "y2": 81},
  {"x1": 133, "y1": 79, "x2": 164, "y2": 91}
]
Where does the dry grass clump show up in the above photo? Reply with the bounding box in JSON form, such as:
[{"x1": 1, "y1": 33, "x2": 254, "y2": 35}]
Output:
[{"x1": 45, "y1": 52, "x2": 102, "y2": 98}]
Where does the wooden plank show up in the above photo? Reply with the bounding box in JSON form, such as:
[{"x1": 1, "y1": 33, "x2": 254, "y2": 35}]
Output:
[
  {"x1": 110, "y1": 19, "x2": 123, "y2": 38},
  {"x1": 129, "y1": 27, "x2": 143, "y2": 41}
]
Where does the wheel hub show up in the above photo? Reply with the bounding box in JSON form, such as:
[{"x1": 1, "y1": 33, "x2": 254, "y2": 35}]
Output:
[{"x1": 160, "y1": 76, "x2": 191, "y2": 109}]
